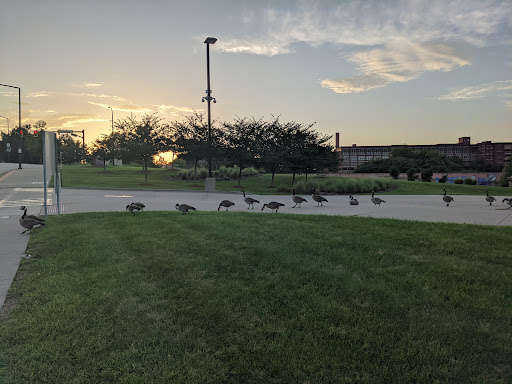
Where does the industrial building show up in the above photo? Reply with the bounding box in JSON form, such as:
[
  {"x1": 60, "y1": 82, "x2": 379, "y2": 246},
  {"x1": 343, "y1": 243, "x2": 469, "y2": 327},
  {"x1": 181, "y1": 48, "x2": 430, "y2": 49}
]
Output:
[{"x1": 334, "y1": 134, "x2": 512, "y2": 173}]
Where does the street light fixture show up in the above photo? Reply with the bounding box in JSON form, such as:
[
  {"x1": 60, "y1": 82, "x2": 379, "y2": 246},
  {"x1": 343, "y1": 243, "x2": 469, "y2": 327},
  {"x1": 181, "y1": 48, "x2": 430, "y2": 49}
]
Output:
[
  {"x1": 0, "y1": 83, "x2": 21, "y2": 169},
  {"x1": 202, "y1": 36, "x2": 217, "y2": 180},
  {"x1": 0, "y1": 114, "x2": 8, "y2": 135}
]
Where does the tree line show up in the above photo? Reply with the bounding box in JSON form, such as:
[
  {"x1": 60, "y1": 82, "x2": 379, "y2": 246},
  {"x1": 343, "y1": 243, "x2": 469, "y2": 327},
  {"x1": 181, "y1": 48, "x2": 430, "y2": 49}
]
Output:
[{"x1": 0, "y1": 114, "x2": 337, "y2": 184}]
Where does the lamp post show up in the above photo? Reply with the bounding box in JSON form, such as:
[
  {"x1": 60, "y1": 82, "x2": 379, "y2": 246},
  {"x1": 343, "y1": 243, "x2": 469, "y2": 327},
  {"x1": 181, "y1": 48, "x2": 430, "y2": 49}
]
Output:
[
  {"x1": 0, "y1": 114, "x2": 8, "y2": 135},
  {"x1": 108, "y1": 106, "x2": 114, "y2": 133},
  {"x1": 202, "y1": 37, "x2": 217, "y2": 180},
  {"x1": 0, "y1": 83, "x2": 21, "y2": 169},
  {"x1": 107, "y1": 106, "x2": 114, "y2": 166}
]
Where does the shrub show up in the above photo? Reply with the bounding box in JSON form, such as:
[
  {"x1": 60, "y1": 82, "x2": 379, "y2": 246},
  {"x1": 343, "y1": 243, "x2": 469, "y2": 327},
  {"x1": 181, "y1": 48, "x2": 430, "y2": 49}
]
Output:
[
  {"x1": 421, "y1": 168, "x2": 433, "y2": 182},
  {"x1": 464, "y1": 178, "x2": 476, "y2": 185},
  {"x1": 454, "y1": 178, "x2": 464, "y2": 184},
  {"x1": 439, "y1": 175, "x2": 448, "y2": 183},
  {"x1": 406, "y1": 168, "x2": 417, "y2": 181},
  {"x1": 389, "y1": 167, "x2": 399, "y2": 180}
]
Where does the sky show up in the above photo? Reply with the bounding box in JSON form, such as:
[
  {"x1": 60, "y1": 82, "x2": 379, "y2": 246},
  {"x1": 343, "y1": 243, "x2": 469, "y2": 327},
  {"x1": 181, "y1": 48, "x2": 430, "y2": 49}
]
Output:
[{"x1": 1, "y1": 0, "x2": 511, "y2": 153}]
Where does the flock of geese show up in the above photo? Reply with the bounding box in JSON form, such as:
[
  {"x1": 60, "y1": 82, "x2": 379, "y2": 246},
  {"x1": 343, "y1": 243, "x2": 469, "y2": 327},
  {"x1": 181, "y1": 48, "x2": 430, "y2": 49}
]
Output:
[{"x1": 18, "y1": 189, "x2": 512, "y2": 233}]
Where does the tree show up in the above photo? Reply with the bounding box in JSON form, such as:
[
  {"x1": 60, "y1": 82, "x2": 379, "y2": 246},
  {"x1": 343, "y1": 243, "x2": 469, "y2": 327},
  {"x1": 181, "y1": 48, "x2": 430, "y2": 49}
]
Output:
[
  {"x1": 116, "y1": 114, "x2": 172, "y2": 184},
  {"x1": 172, "y1": 113, "x2": 222, "y2": 180},
  {"x1": 421, "y1": 168, "x2": 433, "y2": 182},
  {"x1": 389, "y1": 167, "x2": 400, "y2": 179},
  {"x1": 222, "y1": 117, "x2": 262, "y2": 186}
]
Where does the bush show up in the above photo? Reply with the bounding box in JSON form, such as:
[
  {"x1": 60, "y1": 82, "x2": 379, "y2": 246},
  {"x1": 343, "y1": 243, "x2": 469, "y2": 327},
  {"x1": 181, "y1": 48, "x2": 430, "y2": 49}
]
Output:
[
  {"x1": 439, "y1": 175, "x2": 448, "y2": 183},
  {"x1": 292, "y1": 177, "x2": 394, "y2": 195},
  {"x1": 406, "y1": 168, "x2": 417, "y2": 181},
  {"x1": 464, "y1": 178, "x2": 476, "y2": 185},
  {"x1": 389, "y1": 167, "x2": 400, "y2": 180},
  {"x1": 420, "y1": 168, "x2": 433, "y2": 182},
  {"x1": 454, "y1": 178, "x2": 464, "y2": 184}
]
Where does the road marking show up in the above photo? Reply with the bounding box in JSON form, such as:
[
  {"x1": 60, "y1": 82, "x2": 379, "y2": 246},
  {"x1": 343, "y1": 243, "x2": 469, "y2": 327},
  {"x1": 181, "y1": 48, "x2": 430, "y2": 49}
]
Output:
[
  {"x1": 104, "y1": 195, "x2": 134, "y2": 198},
  {"x1": 0, "y1": 170, "x2": 15, "y2": 183}
]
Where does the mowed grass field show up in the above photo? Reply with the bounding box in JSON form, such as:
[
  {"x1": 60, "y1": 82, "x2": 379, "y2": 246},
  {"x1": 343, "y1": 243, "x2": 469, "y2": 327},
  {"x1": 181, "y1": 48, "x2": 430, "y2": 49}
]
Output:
[
  {"x1": 58, "y1": 164, "x2": 512, "y2": 196},
  {"x1": 1, "y1": 212, "x2": 511, "y2": 383}
]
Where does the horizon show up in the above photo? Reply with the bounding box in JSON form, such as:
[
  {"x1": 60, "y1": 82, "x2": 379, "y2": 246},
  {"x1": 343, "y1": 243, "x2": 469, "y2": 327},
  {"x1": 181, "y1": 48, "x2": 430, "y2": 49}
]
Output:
[{"x1": 1, "y1": 0, "x2": 511, "y2": 150}]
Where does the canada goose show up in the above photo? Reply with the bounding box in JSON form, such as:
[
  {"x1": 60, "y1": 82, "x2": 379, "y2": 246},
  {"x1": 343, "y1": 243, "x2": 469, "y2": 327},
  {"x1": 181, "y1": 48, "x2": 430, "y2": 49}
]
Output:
[
  {"x1": 20, "y1": 206, "x2": 46, "y2": 223},
  {"x1": 311, "y1": 187, "x2": 328, "y2": 206},
  {"x1": 126, "y1": 203, "x2": 142, "y2": 215},
  {"x1": 131, "y1": 202, "x2": 145, "y2": 210},
  {"x1": 242, "y1": 190, "x2": 260, "y2": 209},
  {"x1": 19, "y1": 206, "x2": 45, "y2": 234},
  {"x1": 261, "y1": 201, "x2": 285, "y2": 212},
  {"x1": 503, "y1": 198, "x2": 512, "y2": 209},
  {"x1": 371, "y1": 190, "x2": 385, "y2": 206},
  {"x1": 175, "y1": 203, "x2": 197, "y2": 214},
  {"x1": 291, "y1": 187, "x2": 307, "y2": 208},
  {"x1": 349, "y1": 195, "x2": 359, "y2": 205},
  {"x1": 443, "y1": 189, "x2": 454, "y2": 207},
  {"x1": 218, "y1": 200, "x2": 235, "y2": 211},
  {"x1": 485, "y1": 191, "x2": 496, "y2": 206}
]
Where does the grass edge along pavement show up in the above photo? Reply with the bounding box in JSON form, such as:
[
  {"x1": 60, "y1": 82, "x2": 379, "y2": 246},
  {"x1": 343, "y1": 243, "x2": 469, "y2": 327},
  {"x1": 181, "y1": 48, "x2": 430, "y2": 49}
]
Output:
[
  {"x1": 1, "y1": 212, "x2": 511, "y2": 383},
  {"x1": 56, "y1": 164, "x2": 512, "y2": 196}
]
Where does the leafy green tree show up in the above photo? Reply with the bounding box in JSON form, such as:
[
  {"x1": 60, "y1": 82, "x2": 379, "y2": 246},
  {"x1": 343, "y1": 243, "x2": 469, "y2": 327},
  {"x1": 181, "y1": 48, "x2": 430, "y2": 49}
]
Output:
[
  {"x1": 421, "y1": 168, "x2": 433, "y2": 182},
  {"x1": 389, "y1": 167, "x2": 400, "y2": 179},
  {"x1": 116, "y1": 114, "x2": 172, "y2": 184}
]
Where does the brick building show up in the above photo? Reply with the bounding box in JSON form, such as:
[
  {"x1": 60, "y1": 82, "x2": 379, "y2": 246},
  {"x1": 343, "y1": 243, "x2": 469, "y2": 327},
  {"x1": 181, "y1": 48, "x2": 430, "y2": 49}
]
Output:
[{"x1": 335, "y1": 136, "x2": 512, "y2": 173}]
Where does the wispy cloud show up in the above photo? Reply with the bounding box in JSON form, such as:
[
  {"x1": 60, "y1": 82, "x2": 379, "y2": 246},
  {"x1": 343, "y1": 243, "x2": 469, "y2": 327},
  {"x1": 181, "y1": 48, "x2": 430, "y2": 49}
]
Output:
[
  {"x1": 26, "y1": 91, "x2": 52, "y2": 98},
  {"x1": 73, "y1": 92, "x2": 127, "y2": 102},
  {"x1": 437, "y1": 80, "x2": 512, "y2": 101},
  {"x1": 216, "y1": 0, "x2": 510, "y2": 93},
  {"x1": 217, "y1": 1, "x2": 511, "y2": 56},
  {"x1": 322, "y1": 41, "x2": 469, "y2": 93},
  {"x1": 154, "y1": 104, "x2": 198, "y2": 117},
  {"x1": 49, "y1": 113, "x2": 108, "y2": 128},
  {"x1": 88, "y1": 101, "x2": 152, "y2": 114},
  {"x1": 73, "y1": 81, "x2": 104, "y2": 88}
]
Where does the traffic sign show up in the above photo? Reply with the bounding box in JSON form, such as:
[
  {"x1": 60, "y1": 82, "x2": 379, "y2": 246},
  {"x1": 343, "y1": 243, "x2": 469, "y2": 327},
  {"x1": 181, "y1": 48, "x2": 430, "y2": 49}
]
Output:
[{"x1": 58, "y1": 130, "x2": 73, "y2": 134}]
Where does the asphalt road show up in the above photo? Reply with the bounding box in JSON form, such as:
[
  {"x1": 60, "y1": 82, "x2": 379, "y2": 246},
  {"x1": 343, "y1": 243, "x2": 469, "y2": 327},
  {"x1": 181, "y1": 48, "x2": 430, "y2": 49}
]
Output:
[{"x1": 1, "y1": 164, "x2": 511, "y2": 309}]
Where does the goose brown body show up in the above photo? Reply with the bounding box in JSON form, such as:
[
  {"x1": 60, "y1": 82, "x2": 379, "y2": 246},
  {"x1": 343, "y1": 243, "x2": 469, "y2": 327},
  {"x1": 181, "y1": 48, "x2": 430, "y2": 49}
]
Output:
[
  {"x1": 291, "y1": 188, "x2": 307, "y2": 208},
  {"x1": 261, "y1": 201, "x2": 285, "y2": 212},
  {"x1": 242, "y1": 190, "x2": 260, "y2": 209},
  {"x1": 311, "y1": 187, "x2": 328, "y2": 206}
]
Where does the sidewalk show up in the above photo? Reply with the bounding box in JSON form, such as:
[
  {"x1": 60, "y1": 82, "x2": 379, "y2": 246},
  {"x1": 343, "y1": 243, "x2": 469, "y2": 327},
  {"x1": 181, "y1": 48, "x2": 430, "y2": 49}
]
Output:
[{"x1": 0, "y1": 164, "x2": 46, "y2": 308}]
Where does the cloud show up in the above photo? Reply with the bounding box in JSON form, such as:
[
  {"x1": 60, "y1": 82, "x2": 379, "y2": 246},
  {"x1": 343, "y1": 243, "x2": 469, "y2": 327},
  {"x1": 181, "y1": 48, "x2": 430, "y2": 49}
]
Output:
[
  {"x1": 437, "y1": 80, "x2": 512, "y2": 101},
  {"x1": 321, "y1": 41, "x2": 469, "y2": 93},
  {"x1": 154, "y1": 104, "x2": 198, "y2": 117},
  {"x1": 88, "y1": 101, "x2": 152, "y2": 114},
  {"x1": 73, "y1": 92, "x2": 127, "y2": 102},
  {"x1": 217, "y1": 0, "x2": 511, "y2": 56},
  {"x1": 26, "y1": 91, "x2": 52, "y2": 98},
  {"x1": 73, "y1": 81, "x2": 104, "y2": 88},
  {"x1": 48, "y1": 113, "x2": 108, "y2": 128}
]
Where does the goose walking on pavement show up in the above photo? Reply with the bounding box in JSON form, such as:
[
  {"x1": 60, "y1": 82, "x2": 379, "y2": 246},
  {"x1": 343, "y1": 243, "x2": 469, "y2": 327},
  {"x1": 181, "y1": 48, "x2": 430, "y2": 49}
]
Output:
[
  {"x1": 291, "y1": 187, "x2": 307, "y2": 208},
  {"x1": 503, "y1": 198, "x2": 512, "y2": 209},
  {"x1": 349, "y1": 195, "x2": 359, "y2": 205},
  {"x1": 311, "y1": 187, "x2": 328, "y2": 207},
  {"x1": 261, "y1": 202, "x2": 285, "y2": 212},
  {"x1": 485, "y1": 191, "x2": 496, "y2": 206},
  {"x1": 443, "y1": 189, "x2": 454, "y2": 207},
  {"x1": 218, "y1": 200, "x2": 235, "y2": 211},
  {"x1": 371, "y1": 191, "x2": 385, "y2": 206},
  {"x1": 242, "y1": 190, "x2": 260, "y2": 209},
  {"x1": 19, "y1": 206, "x2": 45, "y2": 234}
]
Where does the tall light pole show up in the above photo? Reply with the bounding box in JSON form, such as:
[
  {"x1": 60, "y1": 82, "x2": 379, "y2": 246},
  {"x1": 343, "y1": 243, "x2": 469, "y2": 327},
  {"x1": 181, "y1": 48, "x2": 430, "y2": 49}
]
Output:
[
  {"x1": 0, "y1": 83, "x2": 21, "y2": 169},
  {"x1": 202, "y1": 37, "x2": 217, "y2": 179},
  {"x1": 0, "y1": 114, "x2": 8, "y2": 135},
  {"x1": 108, "y1": 106, "x2": 114, "y2": 133}
]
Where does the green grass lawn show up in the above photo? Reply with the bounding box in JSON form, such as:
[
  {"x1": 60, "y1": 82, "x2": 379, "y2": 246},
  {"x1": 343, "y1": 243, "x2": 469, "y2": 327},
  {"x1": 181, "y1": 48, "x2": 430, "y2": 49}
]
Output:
[
  {"x1": 1, "y1": 212, "x2": 511, "y2": 383},
  {"x1": 57, "y1": 164, "x2": 512, "y2": 196}
]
